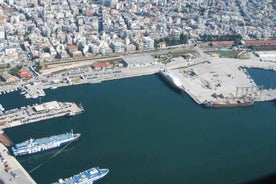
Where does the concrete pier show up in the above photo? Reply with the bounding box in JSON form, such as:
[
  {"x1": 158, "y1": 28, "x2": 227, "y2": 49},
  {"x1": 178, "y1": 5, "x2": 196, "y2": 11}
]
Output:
[
  {"x1": 0, "y1": 130, "x2": 13, "y2": 147},
  {"x1": 0, "y1": 143, "x2": 36, "y2": 184},
  {"x1": 167, "y1": 56, "x2": 276, "y2": 106},
  {"x1": 0, "y1": 101, "x2": 83, "y2": 129}
]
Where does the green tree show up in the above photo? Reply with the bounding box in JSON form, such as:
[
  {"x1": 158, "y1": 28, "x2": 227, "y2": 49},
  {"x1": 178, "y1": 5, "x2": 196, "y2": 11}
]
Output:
[
  {"x1": 180, "y1": 33, "x2": 188, "y2": 44},
  {"x1": 9, "y1": 65, "x2": 22, "y2": 76}
]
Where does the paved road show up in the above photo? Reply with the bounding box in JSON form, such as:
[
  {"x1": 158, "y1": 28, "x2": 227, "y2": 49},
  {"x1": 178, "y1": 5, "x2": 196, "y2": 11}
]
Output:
[{"x1": 0, "y1": 143, "x2": 36, "y2": 184}]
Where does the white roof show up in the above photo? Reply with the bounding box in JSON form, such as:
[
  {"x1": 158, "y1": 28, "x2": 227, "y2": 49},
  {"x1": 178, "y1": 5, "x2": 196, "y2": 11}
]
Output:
[
  {"x1": 122, "y1": 54, "x2": 155, "y2": 65},
  {"x1": 33, "y1": 101, "x2": 60, "y2": 112}
]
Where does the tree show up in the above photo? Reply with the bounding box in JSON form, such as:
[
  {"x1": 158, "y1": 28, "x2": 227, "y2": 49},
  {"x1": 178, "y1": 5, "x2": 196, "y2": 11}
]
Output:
[
  {"x1": 180, "y1": 33, "x2": 188, "y2": 44},
  {"x1": 234, "y1": 37, "x2": 242, "y2": 46}
]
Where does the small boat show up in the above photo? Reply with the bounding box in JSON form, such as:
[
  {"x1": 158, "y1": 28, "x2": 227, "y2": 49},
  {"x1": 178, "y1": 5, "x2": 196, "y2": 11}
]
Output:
[
  {"x1": 50, "y1": 86, "x2": 58, "y2": 90},
  {"x1": 52, "y1": 167, "x2": 109, "y2": 184},
  {"x1": 0, "y1": 104, "x2": 5, "y2": 112}
]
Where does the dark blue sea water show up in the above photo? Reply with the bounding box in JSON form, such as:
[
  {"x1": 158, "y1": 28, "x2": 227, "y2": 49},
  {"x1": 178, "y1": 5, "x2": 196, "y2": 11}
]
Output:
[
  {"x1": 246, "y1": 68, "x2": 276, "y2": 89},
  {"x1": 0, "y1": 72, "x2": 275, "y2": 184}
]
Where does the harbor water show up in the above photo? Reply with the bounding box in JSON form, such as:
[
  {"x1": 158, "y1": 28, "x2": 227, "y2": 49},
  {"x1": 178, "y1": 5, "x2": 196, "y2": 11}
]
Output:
[
  {"x1": 246, "y1": 68, "x2": 276, "y2": 90},
  {"x1": 1, "y1": 72, "x2": 276, "y2": 184}
]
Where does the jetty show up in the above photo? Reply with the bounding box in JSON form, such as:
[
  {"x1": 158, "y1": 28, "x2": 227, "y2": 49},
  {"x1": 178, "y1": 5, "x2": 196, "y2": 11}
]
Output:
[
  {"x1": 0, "y1": 101, "x2": 83, "y2": 129},
  {"x1": 0, "y1": 130, "x2": 13, "y2": 147}
]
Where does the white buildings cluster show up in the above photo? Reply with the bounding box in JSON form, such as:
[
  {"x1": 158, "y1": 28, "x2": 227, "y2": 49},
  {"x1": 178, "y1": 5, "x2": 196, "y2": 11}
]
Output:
[{"x1": 0, "y1": 0, "x2": 275, "y2": 65}]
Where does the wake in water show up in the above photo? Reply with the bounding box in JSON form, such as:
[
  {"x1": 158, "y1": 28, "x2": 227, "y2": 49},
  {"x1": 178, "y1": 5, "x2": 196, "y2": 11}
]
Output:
[{"x1": 28, "y1": 140, "x2": 75, "y2": 173}]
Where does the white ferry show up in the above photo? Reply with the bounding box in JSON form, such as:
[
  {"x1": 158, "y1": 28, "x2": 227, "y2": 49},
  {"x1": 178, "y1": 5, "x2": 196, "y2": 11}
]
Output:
[{"x1": 159, "y1": 68, "x2": 185, "y2": 91}]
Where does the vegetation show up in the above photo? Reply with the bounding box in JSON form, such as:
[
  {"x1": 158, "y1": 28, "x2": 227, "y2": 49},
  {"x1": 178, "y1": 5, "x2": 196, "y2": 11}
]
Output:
[
  {"x1": 156, "y1": 54, "x2": 172, "y2": 64},
  {"x1": 155, "y1": 49, "x2": 195, "y2": 64},
  {"x1": 9, "y1": 65, "x2": 22, "y2": 76},
  {"x1": 234, "y1": 37, "x2": 242, "y2": 46},
  {"x1": 72, "y1": 77, "x2": 80, "y2": 83},
  {"x1": 170, "y1": 49, "x2": 195, "y2": 58},
  {"x1": 34, "y1": 62, "x2": 42, "y2": 73},
  {"x1": 207, "y1": 51, "x2": 240, "y2": 58},
  {"x1": 199, "y1": 34, "x2": 242, "y2": 42},
  {"x1": 100, "y1": 58, "x2": 121, "y2": 64},
  {"x1": 154, "y1": 33, "x2": 188, "y2": 48},
  {"x1": 0, "y1": 63, "x2": 10, "y2": 70}
]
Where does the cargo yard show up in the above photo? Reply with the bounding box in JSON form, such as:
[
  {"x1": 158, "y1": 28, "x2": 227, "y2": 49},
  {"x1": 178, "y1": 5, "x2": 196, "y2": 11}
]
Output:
[
  {"x1": 163, "y1": 47, "x2": 276, "y2": 107},
  {"x1": 169, "y1": 57, "x2": 276, "y2": 106}
]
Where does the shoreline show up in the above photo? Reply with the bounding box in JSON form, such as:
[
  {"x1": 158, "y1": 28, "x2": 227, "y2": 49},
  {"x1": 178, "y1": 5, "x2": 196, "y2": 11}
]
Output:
[
  {"x1": 0, "y1": 143, "x2": 37, "y2": 184},
  {"x1": 0, "y1": 55, "x2": 275, "y2": 108}
]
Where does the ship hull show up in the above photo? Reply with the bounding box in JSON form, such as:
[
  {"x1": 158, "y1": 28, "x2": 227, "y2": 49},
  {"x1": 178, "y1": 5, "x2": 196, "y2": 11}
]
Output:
[
  {"x1": 203, "y1": 100, "x2": 254, "y2": 108},
  {"x1": 52, "y1": 168, "x2": 109, "y2": 184},
  {"x1": 159, "y1": 69, "x2": 184, "y2": 91},
  {"x1": 12, "y1": 133, "x2": 80, "y2": 156}
]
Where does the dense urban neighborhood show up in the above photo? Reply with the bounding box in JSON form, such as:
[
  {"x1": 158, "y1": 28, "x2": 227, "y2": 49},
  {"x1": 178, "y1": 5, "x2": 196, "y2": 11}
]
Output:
[
  {"x1": 0, "y1": 0, "x2": 275, "y2": 70},
  {"x1": 0, "y1": 1, "x2": 276, "y2": 183}
]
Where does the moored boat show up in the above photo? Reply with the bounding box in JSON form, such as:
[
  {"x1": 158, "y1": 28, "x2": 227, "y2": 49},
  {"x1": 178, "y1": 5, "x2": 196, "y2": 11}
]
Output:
[
  {"x1": 203, "y1": 99, "x2": 254, "y2": 108},
  {"x1": 52, "y1": 167, "x2": 109, "y2": 184},
  {"x1": 159, "y1": 68, "x2": 184, "y2": 91},
  {"x1": 11, "y1": 130, "x2": 80, "y2": 156}
]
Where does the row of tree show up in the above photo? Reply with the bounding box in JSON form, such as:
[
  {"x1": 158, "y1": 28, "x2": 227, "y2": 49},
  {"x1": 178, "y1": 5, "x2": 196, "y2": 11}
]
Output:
[
  {"x1": 154, "y1": 33, "x2": 188, "y2": 48},
  {"x1": 199, "y1": 34, "x2": 242, "y2": 42}
]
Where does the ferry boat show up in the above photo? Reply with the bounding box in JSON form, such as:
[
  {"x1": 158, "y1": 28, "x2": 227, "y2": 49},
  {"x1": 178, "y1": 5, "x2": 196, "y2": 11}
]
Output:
[
  {"x1": 11, "y1": 130, "x2": 80, "y2": 156},
  {"x1": 159, "y1": 68, "x2": 184, "y2": 91},
  {"x1": 52, "y1": 167, "x2": 109, "y2": 184}
]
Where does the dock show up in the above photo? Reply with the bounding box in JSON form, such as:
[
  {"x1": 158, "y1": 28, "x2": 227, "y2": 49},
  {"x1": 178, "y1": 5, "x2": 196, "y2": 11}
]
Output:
[
  {"x1": 0, "y1": 143, "x2": 37, "y2": 184},
  {"x1": 0, "y1": 130, "x2": 13, "y2": 147},
  {"x1": 0, "y1": 101, "x2": 83, "y2": 129},
  {"x1": 166, "y1": 56, "x2": 276, "y2": 106}
]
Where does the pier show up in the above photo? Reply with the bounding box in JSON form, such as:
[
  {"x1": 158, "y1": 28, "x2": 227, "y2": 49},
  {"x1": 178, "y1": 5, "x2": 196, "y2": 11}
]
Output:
[
  {"x1": 167, "y1": 56, "x2": 276, "y2": 106},
  {"x1": 0, "y1": 101, "x2": 83, "y2": 129},
  {"x1": 0, "y1": 101, "x2": 83, "y2": 183},
  {"x1": 0, "y1": 130, "x2": 13, "y2": 147},
  {"x1": 0, "y1": 143, "x2": 37, "y2": 184}
]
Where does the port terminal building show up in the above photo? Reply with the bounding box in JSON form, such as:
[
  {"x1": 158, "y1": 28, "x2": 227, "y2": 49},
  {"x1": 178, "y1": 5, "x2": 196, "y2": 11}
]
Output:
[
  {"x1": 121, "y1": 55, "x2": 157, "y2": 68},
  {"x1": 33, "y1": 101, "x2": 62, "y2": 112}
]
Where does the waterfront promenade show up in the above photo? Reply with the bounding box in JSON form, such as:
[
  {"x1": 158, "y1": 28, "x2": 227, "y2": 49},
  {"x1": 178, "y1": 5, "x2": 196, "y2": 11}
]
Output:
[
  {"x1": 0, "y1": 143, "x2": 36, "y2": 184},
  {"x1": 0, "y1": 48, "x2": 275, "y2": 106}
]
